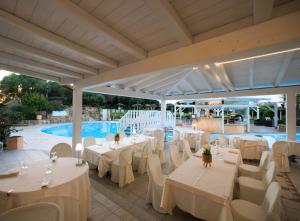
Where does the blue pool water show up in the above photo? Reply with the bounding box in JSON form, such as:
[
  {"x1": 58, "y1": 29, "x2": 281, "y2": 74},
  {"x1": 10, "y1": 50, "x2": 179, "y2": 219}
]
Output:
[{"x1": 41, "y1": 121, "x2": 119, "y2": 138}]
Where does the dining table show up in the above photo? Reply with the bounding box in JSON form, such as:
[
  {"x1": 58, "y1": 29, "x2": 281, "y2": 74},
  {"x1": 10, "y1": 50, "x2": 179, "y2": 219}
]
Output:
[
  {"x1": 230, "y1": 135, "x2": 269, "y2": 160},
  {"x1": 174, "y1": 127, "x2": 204, "y2": 150},
  {"x1": 83, "y1": 134, "x2": 155, "y2": 177},
  {"x1": 0, "y1": 157, "x2": 91, "y2": 221},
  {"x1": 161, "y1": 148, "x2": 242, "y2": 221}
]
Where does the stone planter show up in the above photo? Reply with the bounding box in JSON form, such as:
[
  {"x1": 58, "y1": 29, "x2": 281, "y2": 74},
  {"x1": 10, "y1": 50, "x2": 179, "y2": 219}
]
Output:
[{"x1": 6, "y1": 136, "x2": 23, "y2": 150}]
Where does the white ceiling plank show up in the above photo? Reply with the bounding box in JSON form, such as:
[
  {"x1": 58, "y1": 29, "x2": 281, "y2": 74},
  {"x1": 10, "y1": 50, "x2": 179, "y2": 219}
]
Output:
[
  {"x1": 124, "y1": 74, "x2": 161, "y2": 90},
  {"x1": 77, "y1": 11, "x2": 300, "y2": 89},
  {"x1": 86, "y1": 86, "x2": 160, "y2": 100},
  {"x1": 195, "y1": 69, "x2": 213, "y2": 92},
  {"x1": 184, "y1": 79, "x2": 197, "y2": 93},
  {"x1": 0, "y1": 52, "x2": 82, "y2": 79},
  {"x1": 200, "y1": 66, "x2": 228, "y2": 91},
  {"x1": 135, "y1": 70, "x2": 185, "y2": 91},
  {"x1": 0, "y1": 35, "x2": 97, "y2": 75},
  {"x1": 145, "y1": 73, "x2": 186, "y2": 92},
  {"x1": 166, "y1": 70, "x2": 192, "y2": 95},
  {"x1": 249, "y1": 59, "x2": 254, "y2": 89},
  {"x1": 274, "y1": 52, "x2": 295, "y2": 87},
  {"x1": 0, "y1": 9, "x2": 117, "y2": 68},
  {"x1": 51, "y1": 0, "x2": 147, "y2": 59},
  {"x1": 0, "y1": 63, "x2": 60, "y2": 82},
  {"x1": 253, "y1": 0, "x2": 275, "y2": 24},
  {"x1": 210, "y1": 64, "x2": 234, "y2": 91},
  {"x1": 144, "y1": 0, "x2": 192, "y2": 45}
]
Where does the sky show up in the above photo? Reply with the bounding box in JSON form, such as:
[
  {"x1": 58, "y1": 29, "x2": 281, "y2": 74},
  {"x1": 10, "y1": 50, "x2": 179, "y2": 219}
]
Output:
[{"x1": 0, "y1": 70, "x2": 13, "y2": 81}]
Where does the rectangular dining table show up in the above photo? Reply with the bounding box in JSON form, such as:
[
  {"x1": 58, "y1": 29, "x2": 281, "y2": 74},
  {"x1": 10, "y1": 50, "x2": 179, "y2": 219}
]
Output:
[{"x1": 161, "y1": 149, "x2": 242, "y2": 221}]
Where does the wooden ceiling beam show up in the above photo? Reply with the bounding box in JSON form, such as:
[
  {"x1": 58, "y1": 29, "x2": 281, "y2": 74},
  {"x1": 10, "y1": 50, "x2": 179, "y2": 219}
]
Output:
[
  {"x1": 0, "y1": 35, "x2": 97, "y2": 75},
  {"x1": 0, "y1": 9, "x2": 117, "y2": 68},
  {"x1": 52, "y1": 0, "x2": 147, "y2": 59},
  {"x1": 144, "y1": 0, "x2": 192, "y2": 45},
  {"x1": 0, "y1": 63, "x2": 60, "y2": 82},
  {"x1": 0, "y1": 52, "x2": 82, "y2": 79}
]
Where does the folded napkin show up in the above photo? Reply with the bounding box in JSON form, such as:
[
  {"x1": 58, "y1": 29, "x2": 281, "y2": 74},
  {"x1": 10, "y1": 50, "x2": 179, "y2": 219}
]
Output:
[
  {"x1": 0, "y1": 170, "x2": 19, "y2": 178},
  {"x1": 228, "y1": 149, "x2": 239, "y2": 154},
  {"x1": 41, "y1": 179, "x2": 50, "y2": 188}
]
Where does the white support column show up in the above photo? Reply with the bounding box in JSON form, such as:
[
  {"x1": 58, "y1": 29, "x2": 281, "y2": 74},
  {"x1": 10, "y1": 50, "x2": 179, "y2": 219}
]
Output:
[
  {"x1": 72, "y1": 86, "x2": 82, "y2": 153},
  {"x1": 274, "y1": 104, "x2": 278, "y2": 128},
  {"x1": 247, "y1": 107, "x2": 251, "y2": 132},
  {"x1": 161, "y1": 99, "x2": 166, "y2": 128},
  {"x1": 221, "y1": 108, "x2": 225, "y2": 133},
  {"x1": 286, "y1": 92, "x2": 296, "y2": 140},
  {"x1": 257, "y1": 107, "x2": 260, "y2": 119}
]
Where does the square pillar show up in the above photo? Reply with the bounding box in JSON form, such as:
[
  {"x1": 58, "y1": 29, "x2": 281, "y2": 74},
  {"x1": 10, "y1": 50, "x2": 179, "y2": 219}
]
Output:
[
  {"x1": 247, "y1": 107, "x2": 251, "y2": 132},
  {"x1": 72, "y1": 86, "x2": 82, "y2": 153},
  {"x1": 286, "y1": 92, "x2": 296, "y2": 140},
  {"x1": 161, "y1": 99, "x2": 166, "y2": 128}
]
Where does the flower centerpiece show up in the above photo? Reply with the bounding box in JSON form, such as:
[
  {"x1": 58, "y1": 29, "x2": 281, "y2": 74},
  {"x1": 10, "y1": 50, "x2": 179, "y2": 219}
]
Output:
[
  {"x1": 202, "y1": 144, "x2": 212, "y2": 168},
  {"x1": 114, "y1": 133, "x2": 120, "y2": 144}
]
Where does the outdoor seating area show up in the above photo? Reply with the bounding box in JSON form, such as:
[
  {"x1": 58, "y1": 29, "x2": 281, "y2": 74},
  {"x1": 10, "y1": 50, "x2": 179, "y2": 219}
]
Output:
[{"x1": 1, "y1": 0, "x2": 300, "y2": 221}]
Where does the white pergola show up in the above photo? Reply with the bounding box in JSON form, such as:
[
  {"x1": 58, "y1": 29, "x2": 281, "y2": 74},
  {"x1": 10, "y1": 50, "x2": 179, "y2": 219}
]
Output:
[{"x1": 0, "y1": 0, "x2": 300, "y2": 149}]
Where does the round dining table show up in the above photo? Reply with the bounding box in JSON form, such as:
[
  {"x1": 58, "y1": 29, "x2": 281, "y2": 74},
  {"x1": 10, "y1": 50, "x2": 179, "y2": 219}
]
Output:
[{"x1": 0, "y1": 157, "x2": 91, "y2": 221}]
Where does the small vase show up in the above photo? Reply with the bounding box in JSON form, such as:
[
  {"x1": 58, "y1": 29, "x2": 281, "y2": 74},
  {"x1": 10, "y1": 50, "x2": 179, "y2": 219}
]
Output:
[
  {"x1": 114, "y1": 137, "x2": 120, "y2": 144},
  {"x1": 202, "y1": 154, "x2": 212, "y2": 168}
]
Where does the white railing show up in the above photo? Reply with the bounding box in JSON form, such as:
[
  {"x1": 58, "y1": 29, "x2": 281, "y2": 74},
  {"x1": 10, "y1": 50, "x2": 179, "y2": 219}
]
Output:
[{"x1": 118, "y1": 110, "x2": 175, "y2": 133}]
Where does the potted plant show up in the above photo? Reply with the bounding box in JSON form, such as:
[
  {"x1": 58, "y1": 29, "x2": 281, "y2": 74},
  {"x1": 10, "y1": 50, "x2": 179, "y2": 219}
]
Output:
[
  {"x1": 114, "y1": 133, "x2": 120, "y2": 144},
  {"x1": 202, "y1": 144, "x2": 212, "y2": 168}
]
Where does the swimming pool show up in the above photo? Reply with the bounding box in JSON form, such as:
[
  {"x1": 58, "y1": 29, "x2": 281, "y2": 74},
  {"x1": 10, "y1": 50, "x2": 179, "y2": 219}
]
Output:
[{"x1": 41, "y1": 121, "x2": 119, "y2": 138}]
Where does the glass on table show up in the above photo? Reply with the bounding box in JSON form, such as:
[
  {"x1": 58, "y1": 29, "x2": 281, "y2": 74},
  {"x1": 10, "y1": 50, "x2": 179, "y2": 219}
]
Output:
[{"x1": 19, "y1": 160, "x2": 28, "y2": 175}]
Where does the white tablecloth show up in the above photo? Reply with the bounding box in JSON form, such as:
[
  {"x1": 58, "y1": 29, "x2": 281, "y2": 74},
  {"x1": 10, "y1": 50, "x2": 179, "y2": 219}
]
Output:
[
  {"x1": 161, "y1": 149, "x2": 242, "y2": 221},
  {"x1": 231, "y1": 135, "x2": 268, "y2": 160},
  {"x1": 175, "y1": 127, "x2": 204, "y2": 149},
  {"x1": 83, "y1": 135, "x2": 155, "y2": 177},
  {"x1": 0, "y1": 158, "x2": 91, "y2": 221}
]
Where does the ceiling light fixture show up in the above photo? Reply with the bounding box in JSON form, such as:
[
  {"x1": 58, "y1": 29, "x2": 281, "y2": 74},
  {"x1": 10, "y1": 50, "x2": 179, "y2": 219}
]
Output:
[
  {"x1": 215, "y1": 47, "x2": 300, "y2": 65},
  {"x1": 192, "y1": 66, "x2": 199, "y2": 70}
]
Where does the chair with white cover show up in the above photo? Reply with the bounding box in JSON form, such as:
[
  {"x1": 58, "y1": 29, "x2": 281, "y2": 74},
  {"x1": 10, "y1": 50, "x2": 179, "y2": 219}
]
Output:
[
  {"x1": 238, "y1": 161, "x2": 276, "y2": 205},
  {"x1": 219, "y1": 135, "x2": 229, "y2": 148},
  {"x1": 146, "y1": 154, "x2": 167, "y2": 213},
  {"x1": 132, "y1": 141, "x2": 151, "y2": 174},
  {"x1": 106, "y1": 134, "x2": 115, "y2": 141},
  {"x1": 231, "y1": 182, "x2": 281, "y2": 221},
  {"x1": 173, "y1": 130, "x2": 182, "y2": 151},
  {"x1": 169, "y1": 144, "x2": 182, "y2": 171},
  {"x1": 230, "y1": 137, "x2": 240, "y2": 148},
  {"x1": 238, "y1": 151, "x2": 270, "y2": 179},
  {"x1": 50, "y1": 143, "x2": 72, "y2": 158},
  {"x1": 0, "y1": 202, "x2": 63, "y2": 221},
  {"x1": 111, "y1": 148, "x2": 134, "y2": 187},
  {"x1": 272, "y1": 141, "x2": 290, "y2": 173},
  {"x1": 83, "y1": 136, "x2": 96, "y2": 147},
  {"x1": 200, "y1": 132, "x2": 211, "y2": 148},
  {"x1": 183, "y1": 139, "x2": 193, "y2": 161}
]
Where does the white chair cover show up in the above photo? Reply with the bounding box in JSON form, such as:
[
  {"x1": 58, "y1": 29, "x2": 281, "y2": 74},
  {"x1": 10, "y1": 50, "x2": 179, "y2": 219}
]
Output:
[
  {"x1": 106, "y1": 134, "x2": 115, "y2": 141},
  {"x1": 83, "y1": 136, "x2": 96, "y2": 148},
  {"x1": 173, "y1": 130, "x2": 182, "y2": 151},
  {"x1": 183, "y1": 139, "x2": 193, "y2": 161},
  {"x1": 169, "y1": 144, "x2": 182, "y2": 171},
  {"x1": 111, "y1": 148, "x2": 134, "y2": 187},
  {"x1": 230, "y1": 137, "x2": 240, "y2": 148},
  {"x1": 231, "y1": 182, "x2": 281, "y2": 221},
  {"x1": 200, "y1": 132, "x2": 211, "y2": 148},
  {"x1": 50, "y1": 143, "x2": 72, "y2": 158},
  {"x1": 146, "y1": 154, "x2": 167, "y2": 213},
  {"x1": 0, "y1": 202, "x2": 63, "y2": 221},
  {"x1": 239, "y1": 161, "x2": 276, "y2": 205},
  {"x1": 272, "y1": 141, "x2": 290, "y2": 173},
  {"x1": 219, "y1": 135, "x2": 229, "y2": 148},
  {"x1": 238, "y1": 151, "x2": 270, "y2": 179},
  {"x1": 132, "y1": 141, "x2": 151, "y2": 174}
]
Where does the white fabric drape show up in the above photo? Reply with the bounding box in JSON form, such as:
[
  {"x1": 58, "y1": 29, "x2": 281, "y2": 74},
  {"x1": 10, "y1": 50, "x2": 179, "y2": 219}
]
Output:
[
  {"x1": 111, "y1": 148, "x2": 134, "y2": 188},
  {"x1": 132, "y1": 140, "x2": 152, "y2": 174},
  {"x1": 0, "y1": 158, "x2": 91, "y2": 221},
  {"x1": 169, "y1": 144, "x2": 182, "y2": 171},
  {"x1": 142, "y1": 128, "x2": 165, "y2": 163}
]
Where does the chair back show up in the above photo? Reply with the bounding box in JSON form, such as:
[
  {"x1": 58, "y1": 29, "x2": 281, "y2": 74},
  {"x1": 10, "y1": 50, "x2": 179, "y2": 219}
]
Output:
[
  {"x1": 219, "y1": 135, "x2": 228, "y2": 147},
  {"x1": 141, "y1": 141, "x2": 151, "y2": 158},
  {"x1": 272, "y1": 141, "x2": 289, "y2": 172},
  {"x1": 173, "y1": 130, "x2": 180, "y2": 141},
  {"x1": 83, "y1": 136, "x2": 96, "y2": 147},
  {"x1": 148, "y1": 154, "x2": 164, "y2": 186},
  {"x1": 170, "y1": 144, "x2": 181, "y2": 168},
  {"x1": 263, "y1": 161, "x2": 276, "y2": 186},
  {"x1": 183, "y1": 139, "x2": 193, "y2": 159},
  {"x1": 231, "y1": 137, "x2": 240, "y2": 148},
  {"x1": 201, "y1": 132, "x2": 211, "y2": 146},
  {"x1": 259, "y1": 151, "x2": 270, "y2": 169},
  {"x1": 106, "y1": 134, "x2": 115, "y2": 141},
  {"x1": 262, "y1": 182, "x2": 281, "y2": 220},
  {"x1": 119, "y1": 148, "x2": 133, "y2": 166},
  {"x1": 0, "y1": 202, "x2": 63, "y2": 221},
  {"x1": 50, "y1": 143, "x2": 72, "y2": 158}
]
